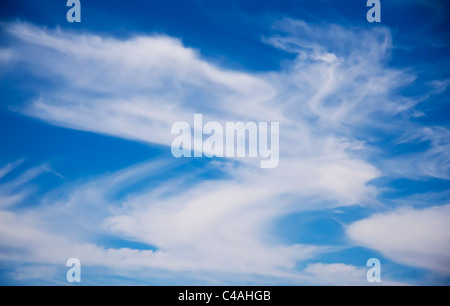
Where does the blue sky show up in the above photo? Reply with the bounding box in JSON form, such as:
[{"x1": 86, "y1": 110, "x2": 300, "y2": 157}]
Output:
[{"x1": 0, "y1": 0, "x2": 449, "y2": 285}]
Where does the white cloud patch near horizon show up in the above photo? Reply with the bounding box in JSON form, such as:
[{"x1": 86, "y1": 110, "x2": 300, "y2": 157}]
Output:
[{"x1": 347, "y1": 204, "x2": 450, "y2": 274}]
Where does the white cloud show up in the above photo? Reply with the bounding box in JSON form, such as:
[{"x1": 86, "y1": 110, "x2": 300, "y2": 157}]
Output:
[
  {"x1": 5, "y1": 22, "x2": 280, "y2": 144},
  {"x1": 2, "y1": 21, "x2": 386, "y2": 207},
  {"x1": 1, "y1": 205, "x2": 407, "y2": 284},
  {"x1": 386, "y1": 127, "x2": 450, "y2": 180},
  {"x1": 0, "y1": 159, "x2": 24, "y2": 179},
  {"x1": 0, "y1": 48, "x2": 12, "y2": 64},
  {"x1": 0, "y1": 18, "x2": 446, "y2": 284},
  {"x1": 0, "y1": 161, "x2": 52, "y2": 208},
  {"x1": 303, "y1": 263, "x2": 370, "y2": 286},
  {"x1": 303, "y1": 263, "x2": 407, "y2": 286},
  {"x1": 0, "y1": 206, "x2": 324, "y2": 278},
  {"x1": 347, "y1": 204, "x2": 450, "y2": 274},
  {"x1": 429, "y1": 79, "x2": 450, "y2": 95}
]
